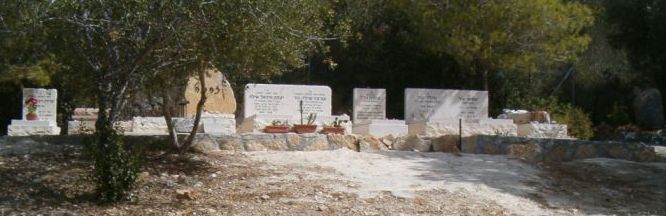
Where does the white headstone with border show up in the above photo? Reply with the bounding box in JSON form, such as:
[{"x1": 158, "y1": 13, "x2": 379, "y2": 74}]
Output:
[
  {"x1": 352, "y1": 88, "x2": 407, "y2": 137},
  {"x1": 8, "y1": 88, "x2": 61, "y2": 136},
  {"x1": 404, "y1": 88, "x2": 515, "y2": 137},
  {"x1": 240, "y1": 84, "x2": 351, "y2": 133}
]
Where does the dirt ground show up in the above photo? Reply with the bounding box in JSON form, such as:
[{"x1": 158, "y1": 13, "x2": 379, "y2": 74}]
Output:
[{"x1": 0, "y1": 145, "x2": 665, "y2": 215}]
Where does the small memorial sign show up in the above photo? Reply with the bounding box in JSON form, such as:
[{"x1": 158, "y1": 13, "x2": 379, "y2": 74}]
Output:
[{"x1": 353, "y1": 88, "x2": 386, "y2": 120}]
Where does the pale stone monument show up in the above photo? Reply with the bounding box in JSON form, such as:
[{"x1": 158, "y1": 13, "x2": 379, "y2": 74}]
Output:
[
  {"x1": 238, "y1": 84, "x2": 350, "y2": 133},
  {"x1": 178, "y1": 68, "x2": 236, "y2": 135},
  {"x1": 8, "y1": 88, "x2": 61, "y2": 136},
  {"x1": 404, "y1": 88, "x2": 515, "y2": 137},
  {"x1": 498, "y1": 109, "x2": 570, "y2": 139},
  {"x1": 351, "y1": 88, "x2": 407, "y2": 137}
]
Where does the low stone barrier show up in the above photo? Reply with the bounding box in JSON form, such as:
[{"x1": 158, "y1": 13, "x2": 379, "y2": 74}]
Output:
[
  {"x1": 1, "y1": 134, "x2": 659, "y2": 163},
  {"x1": 462, "y1": 135, "x2": 658, "y2": 163}
]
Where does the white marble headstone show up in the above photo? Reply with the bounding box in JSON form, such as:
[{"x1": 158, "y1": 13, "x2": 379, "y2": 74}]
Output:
[
  {"x1": 353, "y1": 88, "x2": 386, "y2": 121},
  {"x1": 22, "y1": 88, "x2": 58, "y2": 123},
  {"x1": 404, "y1": 88, "x2": 488, "y2": 123},
  {"x1": 243, "y1": 84, "x2": 332, "y2": 119}
]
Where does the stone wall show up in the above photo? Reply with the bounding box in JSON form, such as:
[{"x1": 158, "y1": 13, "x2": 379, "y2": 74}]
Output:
[{"x1": 462, "y1": 135, "x2": 658, "y2": 163}]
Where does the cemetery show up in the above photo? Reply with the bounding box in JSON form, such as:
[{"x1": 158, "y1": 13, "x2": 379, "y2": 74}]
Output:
[{"x1": 2, "y1": 1, "x2": 666, "y2": 215}]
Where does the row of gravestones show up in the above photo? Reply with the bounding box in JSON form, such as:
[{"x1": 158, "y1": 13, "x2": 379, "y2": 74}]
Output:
[{"x1": 8, "y1": 82, "x2": 665, "y2": 137}]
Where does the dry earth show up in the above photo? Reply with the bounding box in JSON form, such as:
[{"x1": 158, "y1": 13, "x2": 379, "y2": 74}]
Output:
[{"x1": 0, "y1": 144, "x2": 665, "y2": 215}]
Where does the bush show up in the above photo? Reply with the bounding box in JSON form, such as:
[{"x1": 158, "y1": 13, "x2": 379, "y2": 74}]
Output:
[
  {"x1": 511, "y1": 96, "x2": 594, "y2": 140},
  {"x1": 84, "y1": 124, "x2": 140, "y2": 202}
]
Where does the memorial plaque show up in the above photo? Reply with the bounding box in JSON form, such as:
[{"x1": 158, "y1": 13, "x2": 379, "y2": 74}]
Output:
[
  {"x1": 404, "y1": 88, "x2": 488, "y2": 123},
  {"x1": 244, "y1": 84, "x2": 332, "y2": 119},
  {"x1": 22, "y1": 88, "x2": 58, "y2": 123},
  {"x1": 353, "y1": 88, "x2": 386, "y2": 120}
]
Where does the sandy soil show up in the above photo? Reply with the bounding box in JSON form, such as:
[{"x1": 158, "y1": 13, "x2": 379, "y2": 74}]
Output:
[{"x1": 1, "y1": 144, "x2": 664, "y2": 215}]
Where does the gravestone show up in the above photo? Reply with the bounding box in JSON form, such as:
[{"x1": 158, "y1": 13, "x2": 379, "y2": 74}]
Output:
[
  {"x1": 405, "y1": 89, "x2": 488, "y2": 123},
  {"x1": 176, "y1": 68, "x2": 237, "y2": 135},
  {"x1": 8, "y1": 88, "x2": 61, "y2": 136},
  {"x1": 243, "y1": 84, "x2": 332, "y2": 118},
  {"x1": 404, "y1": 88, "x2": 515, "y2": 137},
  {"x1": 353, "y1": 88, "x2": 386, "y2": 120},
  {"x1": 183, "y1": 68, "x2": 236, "y2": 116},
  {"x1": 239, "y1": 84, "x2": 350, "y2": 133},
  {"x1": 352, "y1": 88, "x2": 407, "y2": 137},
  {"x1": 633, "y1": 88, "x2": 665, "y2": 130}
]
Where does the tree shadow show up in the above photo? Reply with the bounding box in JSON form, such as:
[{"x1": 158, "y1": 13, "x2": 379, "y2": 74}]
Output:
[{"x1": 372, "y1": 151, "x2": 666, "y2": 215}]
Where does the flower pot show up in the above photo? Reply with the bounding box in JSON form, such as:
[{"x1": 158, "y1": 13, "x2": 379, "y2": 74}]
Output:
[
  {"x1": 321, "y1": 127, "x2": 345, "y2": 135},
  {"x1": 293, "y1": 124, "x2": 317, "y2": 134},
  {"x1": 26, "y1": 112, "x2": 38, "y2": 120},
  {"x1": 264, "y1": 125, "x2": 290, "y2": 133}
]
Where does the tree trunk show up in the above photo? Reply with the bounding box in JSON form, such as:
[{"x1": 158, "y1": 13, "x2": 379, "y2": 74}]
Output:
[
  {"x1": 179, "y1": 63, "x2": 207, "y2": 152},
  {"x1": 162, "y1": 88, "x2": 180, "y2": 149},
  {"x1": 483, "y1": 69, "x2": 489, "y2": 91}
]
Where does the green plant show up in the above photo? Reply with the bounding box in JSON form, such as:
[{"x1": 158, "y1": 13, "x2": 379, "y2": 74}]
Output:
[
  {"x1": 606, "y1": 102, "x2": 631, "y2": 126},
  {"x1": 330, "y1": 117, "x2": 348, "y2": 127},
  {"x1": 271, "y1": 120, "x2": 288, "y2": 126},
  {"x1": 84, "y1": 123, "x2": 141, "y2": 202},
  {"x1": 553, "y1": 105, "x2": 594, "y2": 140},
  {"x1": 306, "y1": 113, "x2": 317, "y2": 125}
]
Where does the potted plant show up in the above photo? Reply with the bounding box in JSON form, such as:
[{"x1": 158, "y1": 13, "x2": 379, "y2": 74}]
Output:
[
  {"x1": 321, "y1": 117, "x2": 347, "y2": 134},
  {"x1": 293, "y1": 101, "x2": 318, "y2": 134},
  {"x1": 24, "y1": 95, "x2": 39, "y2": 120},
  {"x1": 293, "y1": 113, "x2": 317, "y2": 133},
  {"x1": 264, "y1": 120, "x2": 290, "y2": 133}
]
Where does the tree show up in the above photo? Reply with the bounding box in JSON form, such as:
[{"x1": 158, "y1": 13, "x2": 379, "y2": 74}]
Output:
[
  {"x1": 605, "y1": 0, "x2": 666, "y2": 93},
  {"x1": 421, "y1": 0, "x2": 594, "y2": 91}
]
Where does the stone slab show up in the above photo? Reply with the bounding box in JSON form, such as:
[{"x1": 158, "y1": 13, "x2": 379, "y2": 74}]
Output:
[
  {"x1": 21, "y1": 88, "x2": 58, "y2": 123},
  {"x1": 408, "y1": 119, "x2": 516, "y2": 137},
  {"x1": 517, "y1": 123, "x2": 569, "y2": 139},
  {"x1": 404, "y1": 88, "x2": 488, "y2": 123},
  {"x1": 352, "y1": 122, "x2": 408, "y2": 137},
  {"x1": 243, "y1": 84, "x2": 332, "y2": 119},
  {"x1": 353, "y1": 88, "x2": 386, "y2": 120},
  {"x1": 184, "y1": 68, "x2": 236, "y2": 116},
  {"x1": 202, "y1": 117, "x2": 236, "y2": 135}
]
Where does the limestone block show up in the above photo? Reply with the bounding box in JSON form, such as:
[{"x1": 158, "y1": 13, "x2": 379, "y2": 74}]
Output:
[
  {"x1": 393, "y1": 135, "x2": 431, "y2": 152},
  {"x1": 302, "y1": 135, "x2": 330, "y2": 151},
  {"x1": 173, "y1": 118, "x2": 203, "y2": 133},
  {"x1": 408, "y1": 119, "x2": 516, "y2": 137},
  {"x1": 184, "y1": 68, "x2": 236, "y2": 117},
  {"x1": 517, "y1": 123, "x2": 569, "y2": 139},
  {"x1": 431, "y1": 135, "x2": 460, "y2": 153},
  {"x1": 67, "y1": 120, "x2": 95, "y2": 134},
  {"x1": 327, "y1": 134, "x2": 358, "y2": 151},
  {"x1": 201, "y1": 116, "x2": 236, "y2": 135},
  {"x1": 358, "y1": 135, "x2": 383, "y2": 152},
  {"x1": 216, "y1": 135, "x2": 243, "y2": 151},
  {"x1": 352, "y1": 120, "x2": 408, "y2": 137},
  {"x1": 190, "y1": 135, "x2": 220, "y2": 153},
  {"x1": 8, "y1": 120, "x2": 60, "y2": 136},
  {"x1": 242, "y1": 134, "x2": 288, "y2": 151},
  {"x1": 131, "y1": 117, "x2": 168, "y2": 134}
]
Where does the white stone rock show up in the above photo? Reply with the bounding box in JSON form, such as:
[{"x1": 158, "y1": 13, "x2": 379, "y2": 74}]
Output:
[
  {"x1": 130, "y1": 117, "x2": 168, "y2": 135},
  {"x1": 8, "y1": 120, "x2": 60, "y2": 136},
  {"x1": 517, "y1": 123, "x2": 569, "y2": 139},
  {"x1": 352, "y1": 120, "x2": 408, "y2": 137},
  {"x1": 408, "y1": 118, "x2": 516, "y2": 137}
]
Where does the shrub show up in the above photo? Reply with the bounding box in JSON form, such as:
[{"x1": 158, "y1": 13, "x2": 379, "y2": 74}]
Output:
[{"x1": 84, "y1": 123, "x2": 140, "y2": 202}]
